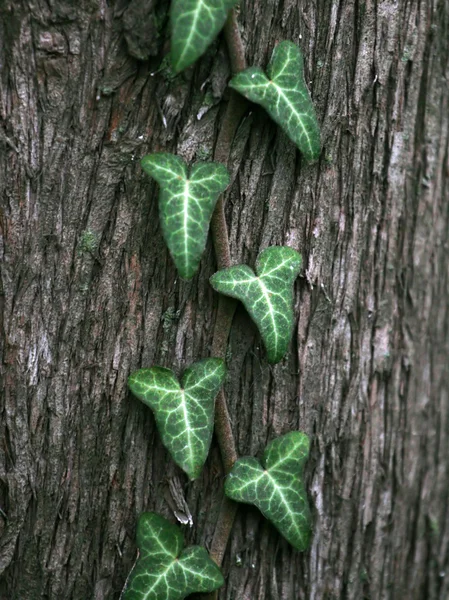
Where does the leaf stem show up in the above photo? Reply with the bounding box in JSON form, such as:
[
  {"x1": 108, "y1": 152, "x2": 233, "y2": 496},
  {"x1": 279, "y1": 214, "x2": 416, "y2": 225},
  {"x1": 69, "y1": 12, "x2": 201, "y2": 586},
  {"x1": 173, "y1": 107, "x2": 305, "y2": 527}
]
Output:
[
  {"x1": 207, "y1": 6, "x2": 247, "y2": 579},
  {"x1": 223, "y1": 8, "x2": 247, "y2": 74}
]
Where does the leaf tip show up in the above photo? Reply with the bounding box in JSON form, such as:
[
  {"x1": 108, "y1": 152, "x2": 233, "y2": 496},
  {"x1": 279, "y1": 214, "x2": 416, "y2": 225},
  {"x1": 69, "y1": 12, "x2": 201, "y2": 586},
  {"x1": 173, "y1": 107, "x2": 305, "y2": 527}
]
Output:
[
  {"x1": 140, "y1": 154, "x2": 153, "y2": 173},
  {"x1": 266, "y1": 351, "x2": 285, "y2": 364},
  {"x1": 177, "y1": 266, "x2": 197, "y2": 281},
  {"x1": 127, "y1": 370, "x2": 142, "y2": 395},
  {"x1": 170, "y1": 52, "x2": 185, "y2": 74},
  {"x1": 303, "y1": 143, "x2": 321, "y2": 163},
  {"x1": 209, "y1": 271, "x2": 220, "y2": 289}
]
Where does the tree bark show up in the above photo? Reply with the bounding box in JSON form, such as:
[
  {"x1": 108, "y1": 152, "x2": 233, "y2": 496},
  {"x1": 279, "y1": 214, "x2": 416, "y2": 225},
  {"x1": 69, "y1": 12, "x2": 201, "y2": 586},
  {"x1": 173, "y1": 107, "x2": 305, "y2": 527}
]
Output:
[{"x1": 1, "y1": 0, "x2": 448, "y2": 599}]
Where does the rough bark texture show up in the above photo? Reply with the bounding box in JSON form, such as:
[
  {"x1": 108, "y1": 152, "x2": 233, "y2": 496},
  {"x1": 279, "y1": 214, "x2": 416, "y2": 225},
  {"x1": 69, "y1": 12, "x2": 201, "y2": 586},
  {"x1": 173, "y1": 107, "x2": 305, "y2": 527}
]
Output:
[{"x1": 1, "y1": 0, "x2": 448, "y2": 599}]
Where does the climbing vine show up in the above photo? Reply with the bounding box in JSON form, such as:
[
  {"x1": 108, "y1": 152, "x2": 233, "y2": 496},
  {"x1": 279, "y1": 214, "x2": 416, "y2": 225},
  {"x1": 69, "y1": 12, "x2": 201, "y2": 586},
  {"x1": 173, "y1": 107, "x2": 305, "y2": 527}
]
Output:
[{"x1": 122, "y1": 2, "x2": 320, "y2": 598}]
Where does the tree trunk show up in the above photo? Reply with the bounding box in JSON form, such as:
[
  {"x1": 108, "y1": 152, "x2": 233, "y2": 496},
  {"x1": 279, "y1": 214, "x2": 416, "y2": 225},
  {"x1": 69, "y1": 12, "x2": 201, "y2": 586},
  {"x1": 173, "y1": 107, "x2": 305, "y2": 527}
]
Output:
[{"x1": 1, "y1": 0, "x2": 448, "y2": 598}]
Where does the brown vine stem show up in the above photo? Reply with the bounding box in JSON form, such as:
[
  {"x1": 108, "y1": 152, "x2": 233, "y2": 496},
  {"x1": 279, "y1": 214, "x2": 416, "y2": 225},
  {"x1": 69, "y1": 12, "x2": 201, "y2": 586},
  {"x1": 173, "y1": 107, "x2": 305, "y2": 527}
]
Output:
[{"x1": 206, "y1": 6, "x2": 248, "y2": 586}]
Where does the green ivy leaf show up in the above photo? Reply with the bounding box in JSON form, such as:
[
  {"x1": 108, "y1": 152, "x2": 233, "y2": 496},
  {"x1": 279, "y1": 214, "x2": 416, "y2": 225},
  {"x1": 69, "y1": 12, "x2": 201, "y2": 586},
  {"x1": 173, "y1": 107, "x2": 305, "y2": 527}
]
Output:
[
  {"x1": 229, "y1": 41, "x2": 320, "y2": 161},
  {"x1": 170, "y1": 0, "x2": 238, "y2": 73},
  {"x1": 122, "y1": 512, "x2": 224, "y2": 600},
  {"x1": 224, "y1": 432, "x2": 311, "y2": 550},
  {"x1": 128, "y1": 358, "x2": 226, "y2": 480},
  {"x1": 209, "y1": 246, "x2": 301, "y2": 363},
  {"x1": 141, "y1": 153, "x2": 229, "y2": 280}
]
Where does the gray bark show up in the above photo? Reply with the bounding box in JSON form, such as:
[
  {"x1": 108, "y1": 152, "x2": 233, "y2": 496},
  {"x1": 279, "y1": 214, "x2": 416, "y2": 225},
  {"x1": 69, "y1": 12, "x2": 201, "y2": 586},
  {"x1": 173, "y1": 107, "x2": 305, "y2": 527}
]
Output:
[{"x1": 1, "y1": 0, "x2": 448, "y2": 599}]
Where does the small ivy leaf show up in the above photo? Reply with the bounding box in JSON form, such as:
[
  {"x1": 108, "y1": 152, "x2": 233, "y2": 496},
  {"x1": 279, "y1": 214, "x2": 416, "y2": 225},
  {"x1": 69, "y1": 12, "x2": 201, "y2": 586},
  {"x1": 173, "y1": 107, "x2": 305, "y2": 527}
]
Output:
[
  {"x1": 141, "y1": 153, "x2": 229, "y2": 280},
  {"x1": 209, "y1": 246, "x2": 301, "y2": 363},
  {"x1": 229, "y1": 41, "x2": 321, "y2": 161},
  {"x1": 122, "y1": 512, "x2": 224, "y2": 600},
  {"x1": 128, "y1": 358, "x2": 226, "y2": 480},
  {"x1": 224, "y1": 432, "x2": 311, "y2": 550},
  {"x1": 170, "y1": 0, "x2": 238, "y2": 73}
]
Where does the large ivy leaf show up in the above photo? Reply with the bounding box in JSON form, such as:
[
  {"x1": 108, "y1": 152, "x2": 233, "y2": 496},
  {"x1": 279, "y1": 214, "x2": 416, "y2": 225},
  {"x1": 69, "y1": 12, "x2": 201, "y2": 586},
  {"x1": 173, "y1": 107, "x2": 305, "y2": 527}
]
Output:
[
  {"x1": 209, "y1": 246, "x2": 301, "y2": 363},
  {"x1": 122, "y1": 512, "x2": 224, "y2": 600},
  {"x1": 128, "y1": 358, "x2": 226, "y2": 480},
  {"x1": 224, "y1": 432, "x2": 311, "y2": 550},
  {"x1": 141, "y1": 153, "x2": 229, "y2": 280},
  {"x1": 170, "y1": 0, "x2": 238, "y2": 73},
  {"x1": 229, "y1": 41, "x2": 320, "y2": 161}
]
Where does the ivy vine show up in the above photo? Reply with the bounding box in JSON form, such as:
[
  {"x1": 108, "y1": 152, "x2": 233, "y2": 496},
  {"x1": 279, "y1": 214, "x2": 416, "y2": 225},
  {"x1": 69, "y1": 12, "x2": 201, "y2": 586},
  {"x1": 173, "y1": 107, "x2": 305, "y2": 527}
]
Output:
[{"x1": 123, "y1": 2, "x2": 320, "y2": 597}]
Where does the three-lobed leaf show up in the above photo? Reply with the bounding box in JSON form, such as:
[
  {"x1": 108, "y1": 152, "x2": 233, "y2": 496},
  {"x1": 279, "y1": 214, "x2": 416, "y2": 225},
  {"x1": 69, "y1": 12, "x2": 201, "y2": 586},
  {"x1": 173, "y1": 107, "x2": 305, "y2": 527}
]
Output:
[
  {"x1": 229, "y1": 41, "x2": 320, "y2": 161},
  {"x1": 122, "y1": 512, "x2": 224, "y2": 600},
  {"x1": 141, "y1": 153, "x2": 229, "y2": 280},
  {"x1": 170, "y1": 0, "x2": 238, "y2": 72},
  {"x1": 209, "y1": 246, "x2": 302, "y2": 363},
  {"x1": 128, "y1": 358, "x2": 226, "y2": 480},
  {"x1": 224, "y1": 432, "x2": 311, "y2": 550}
]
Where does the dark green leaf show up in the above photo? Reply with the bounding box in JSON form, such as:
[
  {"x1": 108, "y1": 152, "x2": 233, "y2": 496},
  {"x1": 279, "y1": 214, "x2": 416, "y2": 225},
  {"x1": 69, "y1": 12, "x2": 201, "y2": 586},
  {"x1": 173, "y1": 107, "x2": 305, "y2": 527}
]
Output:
[
  {"x1": 171, "y1": 0, "x2": 238, "y2": 72},
  {"x1": 209, "y1": 246, "x2": 301, "y2": 363},
  {"x1": 141, "y1": 153, "x2": 229, "y2": 280},
  {"x1": 229, "y1": 41, "x2": 320, "y2": 160},
  {"x1": 128, "y1": 358, "x2": 226, "y2": 479},
  {"x1": 122, "y1": 512, "x2": 224, "y2": 600},
  {"x1": 225, "y1": 432, "x2": 311, "y2": 550}
]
